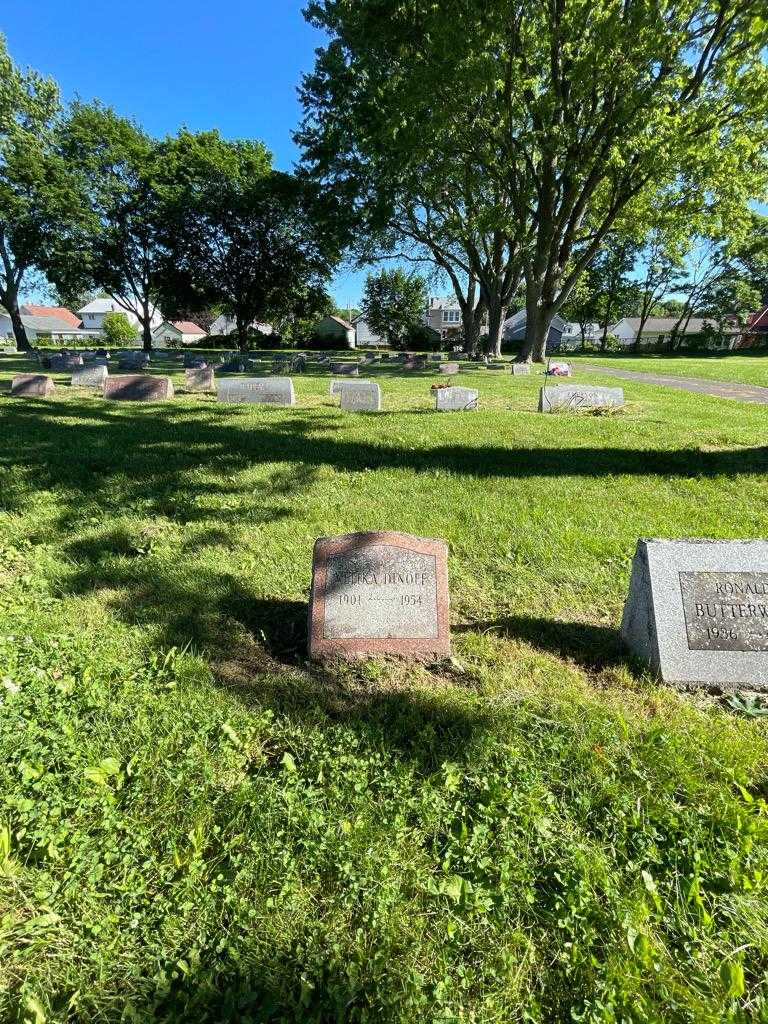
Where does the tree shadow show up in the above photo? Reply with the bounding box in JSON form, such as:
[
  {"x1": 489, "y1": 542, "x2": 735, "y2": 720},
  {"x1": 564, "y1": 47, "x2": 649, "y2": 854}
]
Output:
[{"x1": 456, "y1": 614, "x2": 630, "y2": 673}]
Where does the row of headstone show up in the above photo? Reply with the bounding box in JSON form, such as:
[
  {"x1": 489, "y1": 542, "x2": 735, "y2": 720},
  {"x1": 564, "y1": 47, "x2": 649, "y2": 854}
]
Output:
[{"x1": 307, "y1": 531, "x2": 768, "y2": 692}]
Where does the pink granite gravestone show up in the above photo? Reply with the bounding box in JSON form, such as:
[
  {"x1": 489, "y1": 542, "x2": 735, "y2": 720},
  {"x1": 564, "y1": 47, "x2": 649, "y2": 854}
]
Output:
[
  {"x1": 309, "y1": 531, "x2": 450, "y2": 660},
  {"x1": 103, "y1": 375, "x2": 174, "y2": 401},
  {"x1": 11, "y1": 374, "x2": 56, "y2": 397}
]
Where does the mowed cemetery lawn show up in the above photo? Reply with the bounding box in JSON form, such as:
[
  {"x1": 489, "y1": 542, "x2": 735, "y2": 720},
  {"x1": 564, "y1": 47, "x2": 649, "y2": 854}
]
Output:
[
  {"x1": 2, "y1": 351, "x2": 768, "y2": 1023},
  {"x1": 569, "y1": 351, "x2": 768, "y2": 388}
]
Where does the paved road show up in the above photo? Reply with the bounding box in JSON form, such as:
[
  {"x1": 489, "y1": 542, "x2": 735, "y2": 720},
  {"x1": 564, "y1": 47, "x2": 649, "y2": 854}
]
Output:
[{"x1": 581, "y1": 364, "x2": 768, "y2": 405}]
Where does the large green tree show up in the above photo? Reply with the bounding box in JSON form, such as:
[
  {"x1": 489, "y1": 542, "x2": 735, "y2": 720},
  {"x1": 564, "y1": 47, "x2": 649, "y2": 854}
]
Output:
[
  {"x1": 361, "y1": 268, "x2": 427, "y2": 348},
  {"x1": 300, "y1": 0, "x2": 768, "y2": 362},
  {"x1": 158, "y1": 131, "x2": 338, "y2": 351},
  {"x1": 0, "y1": 38, "x2": 89, "y2": 351},
  {"x1": 58, "y1": 102, "x2": 166, "y2": 351}
]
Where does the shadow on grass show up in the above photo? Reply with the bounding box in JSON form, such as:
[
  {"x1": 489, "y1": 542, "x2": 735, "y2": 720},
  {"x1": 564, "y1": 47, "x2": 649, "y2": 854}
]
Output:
[{"x1": 457, "y1": 615, "x2": 628, "y2": 672}]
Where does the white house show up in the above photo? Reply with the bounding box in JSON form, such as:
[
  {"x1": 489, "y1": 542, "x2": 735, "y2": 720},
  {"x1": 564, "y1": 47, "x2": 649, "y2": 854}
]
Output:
[
  {"x1": 353, "y1": 315, "x2": 386, "y2": 348},
  {"x1": 610, "y1": 317, "x2": 738, "y2": 349},
  {"x1": 152, "y1": 320, "x2": 207, "y2": 347},
  {"x1": 426, "y1": 297, "x2": 463, "y2": 339},
  {"x1": 209, "y1": 314, "x2": 273, "y2": 338},
  {"x1": 77, "y1": 297, "x2": 163, "y2": 336},
  {"x1": 559, "y1": 322, "x2": 601, "y2": 350},
  {"x1": 0, "y1": 313, "x2": 95, "y2": 343}
]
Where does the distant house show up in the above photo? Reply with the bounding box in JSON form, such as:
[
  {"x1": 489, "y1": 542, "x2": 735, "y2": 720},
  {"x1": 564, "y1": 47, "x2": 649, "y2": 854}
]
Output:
[
  {"x1": 20, "y1": 304, "x2": 82, "y2": 328},
  {"x1": 502, "y1": 310, "x2": 566, "y2": 353},
  {"x1": 560, "y1": 322, "x2": 601, "y2": 350},
  {"x1": 77, "y1": 297, "x2": 162, "y2": 336},
  {"x1": 610, "y1": 317, "x2": 738, "y2": 349},
  {"x1": 0, "y1": 313, "x2": 94, "y2": 342},
  {"x1": 741, "y1": 306, "x2": 768, "y2": 348},
  {"x1": 353, "y1": 315, "x2": 386, "y2": 347},
  {"x1": 314, "y1": 315, "x2": 356, "y2": 348},
  {"x1": 209, "y1": 314, "x2": 273, "y2": 338},
  {"x1": 152, "y1": 320, "x2": 207, "y2": 347}
]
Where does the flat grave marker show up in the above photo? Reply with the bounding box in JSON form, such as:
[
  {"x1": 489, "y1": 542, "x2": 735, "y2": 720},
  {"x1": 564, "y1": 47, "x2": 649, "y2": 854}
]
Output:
[
  {"x1": 309, "y1": 531, "x2": 450, "y2": 660},
  {"x1": 621, "y1": 539, "x2": 768, "y2": 690},
  {"x1": 216, "y1": 377, "x2": 295, "y2": 406},
  {"x1": 539, "y1": 385, "x2": 624, "y2": 413},
  {"x1": 103, "y1": 375, "x2": 174, "y2": 402},
  {"x1": 435, "y1": 386, "x2": 479, "y2": 412},
  {"x1": 11, "y1": 373, "x2": 55, "y2": 398},
  {"x1": 71, "y1": 365, "x2": 108, "y2": 389}
]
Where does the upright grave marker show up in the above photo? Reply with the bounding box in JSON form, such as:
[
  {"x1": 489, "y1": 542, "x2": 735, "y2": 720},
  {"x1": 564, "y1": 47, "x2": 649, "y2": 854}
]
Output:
[
  {"x1": 539, "y1": 385, "x2": 624, "y2": 413},
  {"x1": 330, "y1": 362, "x2": 359, "y2": 376},
  {"x1": 435, "y1": 386, "x2": 478, "y2": 412},
  {"x1": 216, "y1": 377, "x2": 295, "y2": 406},
  {"x1": 511, "y1": 363, "x2": 531, "y2": 376},
  {"x1": 439, "y1": 362, "x2": 460, "y2": 375},
  {"x1": 340, "y1": 380, "x2": 381, "y2": 412},
  {"x1": 309, "y1": 531, "x2": 450, "y2": 660},
  {"x1": 104, "y1": 375, "x2": 174, "y2": 401},
  {"x1": 185, "y1": 367, "x2": 215, "y2": 392},
  {"x1": 11, "y1": 374, "x2": 55, "y2": 397},
  {"x1": 621, "y1": 539, "x2": 768, "y2": 690},
  {"x1": 71, "y1": 365, "x2": 108, "y2": 389}
]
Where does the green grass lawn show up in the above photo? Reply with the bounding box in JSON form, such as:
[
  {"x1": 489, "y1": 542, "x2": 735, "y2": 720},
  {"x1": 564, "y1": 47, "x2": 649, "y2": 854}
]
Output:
[
  {"x1": 2, "y1": 352, "x2": 768, "y2": 1022},
  {"x1": 568, "y1": 351, "x2": 768, "y2": 388}
]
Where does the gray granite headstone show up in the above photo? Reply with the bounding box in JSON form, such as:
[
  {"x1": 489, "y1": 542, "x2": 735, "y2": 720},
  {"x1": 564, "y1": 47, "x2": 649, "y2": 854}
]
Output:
[
  {"x1": 621, "y1": 539, "x2": 768, "y2": 690},
  {"x1": 216, "y1": 377, "x2": 296, "y2": 406},
  {"x1": 330, "y1": 363, "x2": 359, "y2": 376},
  {"x1": 185, "y1": 367, "x2": 215, "y2": 392},
  {"x1": 71, "y1": 364, "x2": 108, "y2": 389},
  {"x1": 539, "y1": 385, "x2": 624, "y2": 413},
  {"x1": 435, "y1": 386, "x2": 478, "y2": 412},
  {"x1": 439, "y1": 362, "x2": 460, "y2": 375},
  {"x1": 511, "y1": 363, "x2": 531, "y2": 376},
  {"x1": 340, "y1": 380, "x2": 381, "y2": 412},
  {"x1": 330, "y1": 380, "x2": 345, "y2": 397}
]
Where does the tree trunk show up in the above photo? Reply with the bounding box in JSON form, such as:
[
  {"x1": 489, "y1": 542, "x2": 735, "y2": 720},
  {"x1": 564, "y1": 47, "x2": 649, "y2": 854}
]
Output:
[
  {"x1": 6, "y1": 290, "x2": 31, "y2": 352},
  {"x1": 519, "y1": 294, "x2": 551, "y2": 363},
  {"x1": 142, "y1": 318, "x2": 153, "y2": 352},
  {"x1": 485, "y1": 297, "x2": 507, "y2": 358},
  {"x1": 236, "y1": 311, "x2": 249, "y2": 352}
]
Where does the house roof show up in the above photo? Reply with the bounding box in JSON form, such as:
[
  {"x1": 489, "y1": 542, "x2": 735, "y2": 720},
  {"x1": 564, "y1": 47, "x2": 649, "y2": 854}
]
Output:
[
  {"x1": 747, "y1": 306, "x2": 768, "y2": 330},
  {"x1": 1, "y1": 313, "x2": 91, "y2": 334},
  {"x1": 21, "y1": 305, "x2": 81, "y2": 327},
  {"x1": 503, "y1": 310, "x2": 567, "y2": 332},
  {"x1": 78, "y1": 298, "x2": 123, "y2": 314},
  {"x1": 616, "y1": 317, "x2": 737, "y2": 335},
  {"x1": 325, "y1": 315, "x2": 354, "y2": 330},
  {"x1": 171, "y1": 321, "x2": 205, "y2": 334}
]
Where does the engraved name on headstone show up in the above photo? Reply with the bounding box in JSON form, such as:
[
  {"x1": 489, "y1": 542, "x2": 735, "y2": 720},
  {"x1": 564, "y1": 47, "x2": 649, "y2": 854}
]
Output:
[
  {"x1": 71, "y1": 364, "x2": 108, "y2": 389},
  {"x1": 309, "y1": 531, "x2": 450, "y2": 660},
  {"x1": 11, "y1": 373, "x2": 56, "y2": 397},
  {"x1": 216, "y1": 377, "x2": 295, "y2": 406},
  {"x1": 539, "y1": 385, "x2": 624, "y2": 413},
  {"x1": 103, "y1": 375, "x2": 174, "y2": 401},
  {"x1": 435, "y1": 386, "x2": 479, "y2": 412},
  {"x1": 621, "y1": 539, "x2": 768, "y2": 689},
  {"x1": 340, "y1": 380, "x2": 381, "y2": 412}
]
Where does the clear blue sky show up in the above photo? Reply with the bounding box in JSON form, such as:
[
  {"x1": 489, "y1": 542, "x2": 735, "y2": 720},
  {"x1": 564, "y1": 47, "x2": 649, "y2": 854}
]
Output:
[{"x1": 2, "y1": 0, "x2": 368, "y2": 307}]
